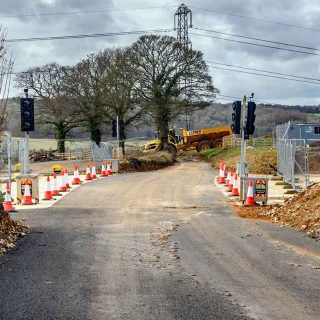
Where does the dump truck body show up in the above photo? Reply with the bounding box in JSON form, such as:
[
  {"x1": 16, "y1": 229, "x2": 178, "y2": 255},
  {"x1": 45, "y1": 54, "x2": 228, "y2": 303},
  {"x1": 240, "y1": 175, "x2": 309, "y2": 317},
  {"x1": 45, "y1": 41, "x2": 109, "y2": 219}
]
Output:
[
  {"x1": 179, "y1": 126, "x2": 232, "y2": 151},
  {"x1": 143, "y1": 126, "x2": 232, "y2": 153}
]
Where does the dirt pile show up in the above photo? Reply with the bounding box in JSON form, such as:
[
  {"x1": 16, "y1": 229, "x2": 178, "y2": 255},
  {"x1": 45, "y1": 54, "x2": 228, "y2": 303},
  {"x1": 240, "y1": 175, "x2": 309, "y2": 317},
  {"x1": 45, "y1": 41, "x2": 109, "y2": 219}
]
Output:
[
  {"x1": 264, "y1": 183, "x2": 320, "y2": 239},
  {"x1": 0, "y1": 211, "x2": 29, "y2": 255},
  {"x1": 234, "y1": 183, "x2": 320, "y2": 240},
  {"x1": 120, "y1": 151, "x2": 175, "y2": 172}
]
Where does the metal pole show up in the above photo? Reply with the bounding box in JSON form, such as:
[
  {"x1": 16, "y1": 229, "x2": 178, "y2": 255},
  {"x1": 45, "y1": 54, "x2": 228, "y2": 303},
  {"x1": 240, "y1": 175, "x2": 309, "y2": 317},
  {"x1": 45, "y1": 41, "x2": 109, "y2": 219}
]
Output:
[
  {"x1": 6, "y1": 133, "x2": 12, "y2": 193},
  {"x1": 116, "y1": 116, "x2": 120, "y2": 159},
  {"x1": 24, "y1": 131, "x2": 29, "y2": 173}
]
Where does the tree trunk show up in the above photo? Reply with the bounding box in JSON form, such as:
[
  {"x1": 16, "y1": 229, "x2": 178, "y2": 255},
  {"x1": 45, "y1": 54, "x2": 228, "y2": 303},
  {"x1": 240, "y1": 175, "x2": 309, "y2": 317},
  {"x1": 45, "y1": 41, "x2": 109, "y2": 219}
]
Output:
[
  {"x1": 56, "y1": 123, "x2": 67, "y2": 154},
  {"x1": 157, "y1": 105, "x2": 170, "y2": 149},
  {"x1": 89, "y1": 119, "x2": 101, "y2": 145}
]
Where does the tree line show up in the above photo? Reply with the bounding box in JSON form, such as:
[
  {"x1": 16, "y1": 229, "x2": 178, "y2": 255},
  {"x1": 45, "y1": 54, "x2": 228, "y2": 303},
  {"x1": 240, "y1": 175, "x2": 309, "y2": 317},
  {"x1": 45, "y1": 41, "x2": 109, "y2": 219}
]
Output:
[{"x1": 16, "y1": 34, "x2": 218, "y2": 153}]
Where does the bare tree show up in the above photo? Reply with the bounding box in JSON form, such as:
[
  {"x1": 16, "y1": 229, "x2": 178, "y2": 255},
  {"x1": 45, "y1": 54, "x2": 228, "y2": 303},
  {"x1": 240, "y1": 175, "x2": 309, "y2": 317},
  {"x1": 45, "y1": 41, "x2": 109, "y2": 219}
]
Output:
[
  {"x1": 130, "y1": 35, "x2": 218, "y2": 148},
  {"x1": 15, "y1": 63, "x2": 83, "y2": 153},
  {"x1": 63, "y1": 54, "x2": 109, "y2": 145},
  {"x1": 100, "y1": 48, "x2": 147, "y2": 136},
  {"x1": 0, "y1": 27, "x2": 13, "y2": 135}
]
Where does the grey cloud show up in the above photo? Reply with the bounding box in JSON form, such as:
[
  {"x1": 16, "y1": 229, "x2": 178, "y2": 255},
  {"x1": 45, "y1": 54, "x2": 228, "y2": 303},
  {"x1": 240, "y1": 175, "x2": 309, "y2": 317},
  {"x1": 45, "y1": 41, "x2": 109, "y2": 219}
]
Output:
[{"x1": 1, "y1": 0, "x2": 319, "y2": 104}]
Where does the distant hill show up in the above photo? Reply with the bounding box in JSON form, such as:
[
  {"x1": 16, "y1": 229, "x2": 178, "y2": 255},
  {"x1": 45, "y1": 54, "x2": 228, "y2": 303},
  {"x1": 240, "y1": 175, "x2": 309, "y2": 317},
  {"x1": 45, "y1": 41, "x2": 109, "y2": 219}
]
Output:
[{"x1": 4, "y1": 98, "x2": 319, "y2": 139}]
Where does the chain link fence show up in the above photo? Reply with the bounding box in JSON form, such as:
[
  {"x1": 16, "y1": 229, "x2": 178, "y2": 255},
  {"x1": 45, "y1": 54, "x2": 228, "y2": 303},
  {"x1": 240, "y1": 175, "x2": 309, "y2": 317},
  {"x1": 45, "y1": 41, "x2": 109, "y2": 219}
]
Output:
[
  {"x1": 0, "y1": 135, "x2": 146, "y2": 179},
  {"x1": 276, "y1": 122, "x2": 320, "y2": 190},
  {"x1": 223, "y1": 135, "x2": 274, "y2": 148}
]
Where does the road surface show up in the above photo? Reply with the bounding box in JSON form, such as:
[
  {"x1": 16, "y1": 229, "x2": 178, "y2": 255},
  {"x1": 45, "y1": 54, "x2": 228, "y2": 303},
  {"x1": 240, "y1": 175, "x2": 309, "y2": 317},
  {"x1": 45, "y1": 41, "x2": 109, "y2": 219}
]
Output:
[{"x1": 0, "y1": 160, "x2": 319, "y2": 320}]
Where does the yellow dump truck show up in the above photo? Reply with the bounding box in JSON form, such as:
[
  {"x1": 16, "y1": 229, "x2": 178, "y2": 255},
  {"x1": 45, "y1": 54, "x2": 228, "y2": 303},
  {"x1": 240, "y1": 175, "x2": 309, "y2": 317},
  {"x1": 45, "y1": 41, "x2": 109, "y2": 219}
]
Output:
[{"x1": 143, "y1": 125, "x2": 232, "y2": 153}]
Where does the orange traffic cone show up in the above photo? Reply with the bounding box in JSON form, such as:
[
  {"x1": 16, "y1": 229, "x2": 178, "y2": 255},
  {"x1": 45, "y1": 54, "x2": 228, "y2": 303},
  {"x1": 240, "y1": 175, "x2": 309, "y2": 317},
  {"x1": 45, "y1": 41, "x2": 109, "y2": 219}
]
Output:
[
  {"x1": 3, "y1": 182, "x2": 15, "y2": 212},
  {"x1": 52, "y1": 173, "x2": 61, "y2": 196},
  {"x1": 219, "y1": 164, "x2": 225, "y2": 184},
  {"x1": 227, "y1": 172, "x2": 234, "y2": 192},
  {"x1": 231, "y1": 174, "x2": 240, "y2": 196},
  {"x1": 72, "y1": 164, "x2": 81, "y2": 185},
  {"x1": 106, "y1": 161, "x2": 113, "y2": 176},
  {"x1": 65, "y1": 168, "x2": 71, "y2": 189},
  {"x1": 85, "y1": 163, "x2": 92, "y2": 181},
  {"x1": 91, "y1": 163, "x2": 97, "y2": 179},
  {"x1": 59, "y1": 171, "x2": 68, "y2": 192},
  {"x1": 100, "y1": 161, "x2": 107, "y2": 177},
  {"x1": 245, "y1": 180, "x2": 256, "y2": 206},
  {"x1": 225, "y1": 169, "x2": 231, "y2": 186},
  {"x1": 43, "y1": 176, "x2": 53, "y2": 200},
  {"x1": 22, "y1": 183, "x2": 33, "y2": 205}
]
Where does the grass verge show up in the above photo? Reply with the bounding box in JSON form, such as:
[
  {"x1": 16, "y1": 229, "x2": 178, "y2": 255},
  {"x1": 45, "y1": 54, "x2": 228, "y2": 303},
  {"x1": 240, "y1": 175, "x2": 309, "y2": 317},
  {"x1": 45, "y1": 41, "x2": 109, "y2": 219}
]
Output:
[{"x1": 200, "y1": 146, "x2": 277, "y2": 175}]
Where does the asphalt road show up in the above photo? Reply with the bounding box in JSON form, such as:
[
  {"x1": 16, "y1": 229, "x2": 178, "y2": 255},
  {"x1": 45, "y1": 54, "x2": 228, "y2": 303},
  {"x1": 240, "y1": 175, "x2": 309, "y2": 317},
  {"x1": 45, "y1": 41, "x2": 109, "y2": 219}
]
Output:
[{"x1": 0, "y1": 160, "x2": 319, "y2": 320}]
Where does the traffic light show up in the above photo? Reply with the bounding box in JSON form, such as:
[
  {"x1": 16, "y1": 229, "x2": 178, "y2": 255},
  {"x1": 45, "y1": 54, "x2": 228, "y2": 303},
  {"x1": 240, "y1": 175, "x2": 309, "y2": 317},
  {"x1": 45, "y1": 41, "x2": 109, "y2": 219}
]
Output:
[
  {"x1": 231, "y1": 101, "x2": 241, "y2": 134},
  {"x1": 112, "y1": 119, "x2": 117, "y2": 137},
  {"x1": 20, "y1": 98, "x2": 34, "y2": 132},
  {"x1": 246, "y1": 101, "x2": 256, "y2": 135}
]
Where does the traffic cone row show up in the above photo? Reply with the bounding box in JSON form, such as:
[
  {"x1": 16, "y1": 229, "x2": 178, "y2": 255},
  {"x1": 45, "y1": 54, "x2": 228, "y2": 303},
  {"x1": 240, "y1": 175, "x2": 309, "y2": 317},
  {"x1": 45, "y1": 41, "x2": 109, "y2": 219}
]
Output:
[
  {"x1": 2, "y1": 162, "x2": 114, "y2": 208},
  {"x1": 217, "y1": 161, "x2": 256, "y2": 206}
]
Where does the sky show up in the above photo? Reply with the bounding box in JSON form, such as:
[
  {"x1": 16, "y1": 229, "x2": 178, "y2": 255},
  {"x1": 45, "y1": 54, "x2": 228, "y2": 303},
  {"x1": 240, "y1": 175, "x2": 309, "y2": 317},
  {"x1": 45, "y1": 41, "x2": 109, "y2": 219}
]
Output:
[{"x1": 1, "y1": 0, "x2": 320, "y2": 105}]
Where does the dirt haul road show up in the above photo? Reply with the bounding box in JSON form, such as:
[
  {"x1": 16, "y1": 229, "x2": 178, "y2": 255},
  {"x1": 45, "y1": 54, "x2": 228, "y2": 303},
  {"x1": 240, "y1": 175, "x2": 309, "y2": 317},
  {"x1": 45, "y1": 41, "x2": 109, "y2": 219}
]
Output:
[{"x1": 0, "y1": 160, "x2": 319, "y2": 320}]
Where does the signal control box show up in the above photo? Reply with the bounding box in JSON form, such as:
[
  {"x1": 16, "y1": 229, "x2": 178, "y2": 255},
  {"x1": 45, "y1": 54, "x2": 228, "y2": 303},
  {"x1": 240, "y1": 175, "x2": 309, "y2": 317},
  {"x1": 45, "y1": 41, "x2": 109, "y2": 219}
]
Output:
[{"x1": 240, "y1": 176, "x2": 269, "y2": 205}]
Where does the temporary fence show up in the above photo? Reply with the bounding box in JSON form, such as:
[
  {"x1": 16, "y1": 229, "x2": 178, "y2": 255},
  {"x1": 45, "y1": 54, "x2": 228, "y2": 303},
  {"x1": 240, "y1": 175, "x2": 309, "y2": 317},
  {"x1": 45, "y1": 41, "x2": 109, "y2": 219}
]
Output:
[
  {"x1": 276, "y1": 122, "x2": 320, "y2": 190},
  {"x1": 223, "y1": 135, "x2": 274, "y2": 148}
]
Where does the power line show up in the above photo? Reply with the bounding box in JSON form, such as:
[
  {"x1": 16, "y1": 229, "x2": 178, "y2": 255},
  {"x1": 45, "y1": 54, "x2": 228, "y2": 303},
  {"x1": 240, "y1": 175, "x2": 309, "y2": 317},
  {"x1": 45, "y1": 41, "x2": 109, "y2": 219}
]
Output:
[
  {"x1": 194, "y1": 27, "x2": 319, "y2": 51},
  {"x1": 208, "y1": 65, "x2": 320, "y2": 85},
  {"x1": 0, "y1": 5, "x2": 176, "y2": 19},
  {"x1": 190, "y1": 32, "x2": 320, "y2": 56},
  {"x1": 216, "y1": 94, "x2": 286, "y2": 105},
  {"x1": 190, "y1": 6, "x2": 320, "y2": 32},
  {"x1": 6, "y1": 28, "x2": 173, "y2": 43},
  {"x1": 206, "y1": 61, "x2": 320, "y2": 82}
]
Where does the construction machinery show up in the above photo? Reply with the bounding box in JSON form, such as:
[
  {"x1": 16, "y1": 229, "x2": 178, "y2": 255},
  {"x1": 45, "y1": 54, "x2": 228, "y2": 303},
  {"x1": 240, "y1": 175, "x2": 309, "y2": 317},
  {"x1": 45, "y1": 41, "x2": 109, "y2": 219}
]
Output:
[{"x1": 143, "y1": 126, "x2": 232, "y2": 153}]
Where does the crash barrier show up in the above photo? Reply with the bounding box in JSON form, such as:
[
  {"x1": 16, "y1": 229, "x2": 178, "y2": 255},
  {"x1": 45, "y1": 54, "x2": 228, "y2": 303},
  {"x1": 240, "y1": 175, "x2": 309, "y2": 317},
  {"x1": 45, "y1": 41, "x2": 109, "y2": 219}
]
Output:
[
  {"x1": 1, "y1": 160, "x2": 118, "y2": 212},
  {"x1": 216, "y1": 161, "x2": 269, "y2": 206}
]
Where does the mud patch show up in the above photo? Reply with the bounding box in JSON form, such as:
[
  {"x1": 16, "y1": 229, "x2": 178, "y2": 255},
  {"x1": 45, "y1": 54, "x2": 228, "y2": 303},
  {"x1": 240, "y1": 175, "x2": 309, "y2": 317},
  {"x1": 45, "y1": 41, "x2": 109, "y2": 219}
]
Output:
[{"x1": 147, "y1": 221, "x2": 180, "y2": 269}]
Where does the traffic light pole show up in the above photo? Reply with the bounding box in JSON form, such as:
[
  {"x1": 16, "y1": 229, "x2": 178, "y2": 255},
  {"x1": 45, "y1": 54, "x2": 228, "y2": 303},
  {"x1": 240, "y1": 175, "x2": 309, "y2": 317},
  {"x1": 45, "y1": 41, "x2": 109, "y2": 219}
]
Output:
[
  {"x1": 116, "y1": 116, "x2": 120, "y2": 159},
  {"x1": 239, "y1": 95, "x2": 247, "y2": 178},
  {"x1": 23, "y1": 89, "x2": 30, "y2": 174}
]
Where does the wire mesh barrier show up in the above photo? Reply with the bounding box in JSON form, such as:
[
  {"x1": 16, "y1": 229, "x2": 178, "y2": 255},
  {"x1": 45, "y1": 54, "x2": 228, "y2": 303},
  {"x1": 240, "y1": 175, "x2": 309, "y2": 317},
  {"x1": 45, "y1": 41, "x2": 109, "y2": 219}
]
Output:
[
  {"x1": 223, "y1": 135, "x2": 274, "y2": 148},
  {"x1": 276, "y1": 122, "x2": 320, "y2": 190}
]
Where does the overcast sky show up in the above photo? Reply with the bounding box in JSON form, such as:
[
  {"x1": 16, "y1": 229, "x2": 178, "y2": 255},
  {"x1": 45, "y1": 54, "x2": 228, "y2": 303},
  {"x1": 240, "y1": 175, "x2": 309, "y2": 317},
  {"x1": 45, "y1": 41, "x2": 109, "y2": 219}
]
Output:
[{"x1": 1, "y1": 0, "x2": 320, "y2": 105}]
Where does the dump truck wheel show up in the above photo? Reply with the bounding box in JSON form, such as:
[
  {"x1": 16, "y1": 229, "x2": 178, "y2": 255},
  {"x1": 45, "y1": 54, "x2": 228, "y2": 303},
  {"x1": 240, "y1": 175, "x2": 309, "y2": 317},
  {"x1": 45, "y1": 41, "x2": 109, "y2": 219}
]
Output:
[
  {"x1": 213, "y1": 139, "x2": 223, "y2": 148},
  {"x1": 197, "y1": 140, "x2": 212, "y2": 152},
  {"x1": 165, "y1": 144, "x2": 177, "y2": 156}
]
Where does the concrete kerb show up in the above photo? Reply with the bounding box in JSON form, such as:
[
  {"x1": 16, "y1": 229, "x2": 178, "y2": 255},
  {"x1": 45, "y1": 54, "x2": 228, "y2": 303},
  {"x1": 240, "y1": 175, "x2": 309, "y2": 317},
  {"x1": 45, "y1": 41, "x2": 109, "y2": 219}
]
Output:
[{"x1": 3, "y1": 171, "x2": 115, "y2": 211}]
